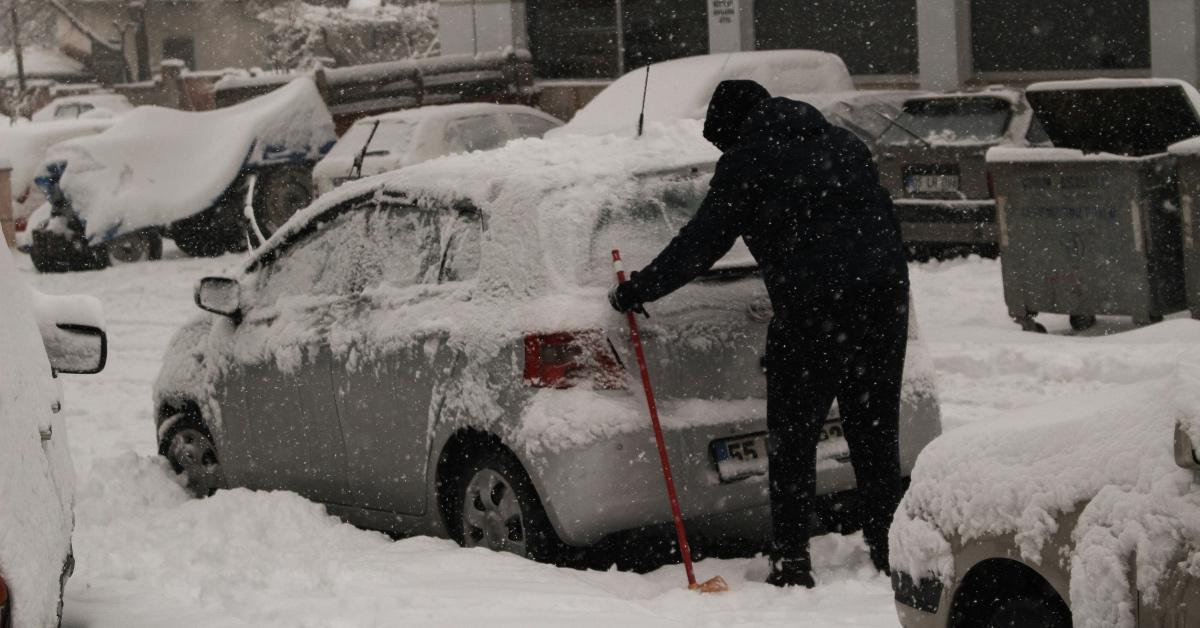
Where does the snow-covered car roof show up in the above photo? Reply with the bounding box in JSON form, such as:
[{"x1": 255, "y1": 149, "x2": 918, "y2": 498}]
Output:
[
  {"x1": 251, "y1": 121, "x2": 720, "y2": 297},
  {"x1": 30, "y1": 93, "x2": 133, "y2": 122},
  {"x1": 45, "y1": 77, "x2": 336, "y2": 242},
  {"x1": 359, "y1": 102, "x2": 553, "y2": 125},
  {"x1": 892, "y1": 326, "x2": 1200, "y2": 626},
  {"x1": 553, "y1": 50, "x2": 854, "y2": 138}
]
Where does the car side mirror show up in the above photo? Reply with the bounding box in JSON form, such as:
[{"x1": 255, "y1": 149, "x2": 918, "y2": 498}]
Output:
[
  {"x1": 1174, "y1": 421, "x2": 1200, "y2": 470},
  {"x1": 195, "y1": 276, "x2": 241, "y2": 320},
  {"x1": 44, "y1": 324, "x2": 107, "y2": 374}
]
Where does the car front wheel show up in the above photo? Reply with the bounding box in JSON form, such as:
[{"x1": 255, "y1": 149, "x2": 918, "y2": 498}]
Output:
[
  {"x1": 105, "y1": 229, "x2": 162, "y2": 265},
  {"x1": 164, "y1": 423, "x2": 223, "y2": 498}
]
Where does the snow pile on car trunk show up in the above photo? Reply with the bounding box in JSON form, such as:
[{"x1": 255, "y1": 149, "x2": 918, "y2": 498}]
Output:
[
  {"x1": 46, "y1": 77, "x2": 335, "y2": 242},
  {"x1": 554, "y1": 50, "x2": 854, "y2": 138},
  {"x1": 891, "y1": 323, "x2": 1200, "y2": 627},
  {"x1": 0, "y1": 243, "x2": 75, "y2": 628}
]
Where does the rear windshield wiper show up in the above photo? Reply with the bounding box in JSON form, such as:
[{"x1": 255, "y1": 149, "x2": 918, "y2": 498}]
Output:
[
  {"x1": 349, "y1": 120, "x2": 382, "y2": 180},
  {"x1": 874, "y1": 111, "x2": 933, "y2": 149}
]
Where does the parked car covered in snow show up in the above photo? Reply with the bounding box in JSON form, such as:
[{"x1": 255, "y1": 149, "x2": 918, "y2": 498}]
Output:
[
  {"x1": 152, "y1": 123, "x2": 942, "y2": 563},
  {"x1": 27, "y1": 77, "x2": 336, "y2": 272},
  {"x1": 0, "y1": 118, "x2": 114, "y2": 250},
  {"x1": 890, "y1": 340, "x2": 1200, "y2": 627},
  {"x1": 875, "y1": 90, "x2": 1042, "y2": 259},
  {"x1": 312, "y1": 103, "x2": 562, "y2": 196},
  {"x1": 0, "y1": 240, "x2": 107, "y2": 627},
  {"x1": 30, "y1": 93, "x2": 133, "y2": 123}
]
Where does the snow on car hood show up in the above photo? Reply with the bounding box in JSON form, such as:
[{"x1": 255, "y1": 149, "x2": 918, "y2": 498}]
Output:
[
  {"x1": 891, "y1": 320, "x2": 1200, "y2": 627},
  {"x1": 47, "y1": 77, "x2": 335, "y2": 242}
]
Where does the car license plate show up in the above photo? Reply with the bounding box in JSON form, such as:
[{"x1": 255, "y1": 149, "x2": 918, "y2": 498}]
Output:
[
  {"x1": 712, "y1": 421, "x2": 847, "y2": 483},
  {"x1": 905, "y1": 174, "x2": 960, "y2": 194}
]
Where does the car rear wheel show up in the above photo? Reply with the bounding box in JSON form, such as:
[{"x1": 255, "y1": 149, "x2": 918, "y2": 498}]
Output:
[
  {"x1": 105, "y1": 229, "x2": 162, "y2": 265},
  {"x1": 455, "y1": 448, "x2": 563, "y2": 562},
  {"x1": 164, "y1": 423, "x2": 223, "y2": 497},
  {"x1": 982, "y1": 592, "x2": 1071, "y2": 628},
  {"x1": 1069, "y1": 314, "x2": 1097, "y2": 332}
]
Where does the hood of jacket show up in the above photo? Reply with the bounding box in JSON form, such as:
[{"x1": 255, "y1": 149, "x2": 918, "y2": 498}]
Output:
[{"x1": 703, "y1": 80, "x2": 832, "y2": 152}]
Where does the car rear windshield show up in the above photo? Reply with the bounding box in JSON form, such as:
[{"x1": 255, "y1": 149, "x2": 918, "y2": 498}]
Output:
[
  {"x1": 326, "y1": 119, "x2": 418, "y2": 161},
  {"x1": 880, "y1": 96, "x2": 1012, "y2": 146},
  {"x1": 583, "y1": 171, "x2": 756, "y2": 286}
]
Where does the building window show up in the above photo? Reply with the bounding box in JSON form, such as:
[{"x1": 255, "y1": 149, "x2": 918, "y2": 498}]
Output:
[
  {"x1": 754, "y1": 0, "x2": 918, "y2": 75},
  {"x1": 970, "y1": 0, "x2": 1149, "y2": 73},
  {"x1": 527, "y1": 0, "x2": 707, "y2": 79},
  {"x1": 162, "y1": 37, "x2": 196, "y2": 70}
]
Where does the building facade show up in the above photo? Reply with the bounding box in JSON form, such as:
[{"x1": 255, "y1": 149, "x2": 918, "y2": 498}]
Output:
[{"x1": 438, "y1": 0, "x2": 1200, "y2": 89}]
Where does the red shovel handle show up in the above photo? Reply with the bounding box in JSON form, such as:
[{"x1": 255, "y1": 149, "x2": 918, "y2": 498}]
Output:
[{"x1": 612, "y1": 249, "x2": 698, "y2": 589}]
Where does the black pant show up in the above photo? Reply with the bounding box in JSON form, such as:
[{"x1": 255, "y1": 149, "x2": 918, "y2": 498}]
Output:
[{"x1": 765, "y1": 274, "x2": 909, "y2": 567}]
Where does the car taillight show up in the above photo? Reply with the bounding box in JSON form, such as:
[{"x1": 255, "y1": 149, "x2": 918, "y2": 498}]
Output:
[
  {"x1": 13, "y1": 216, "x2": 25, "y2": 233},
  {"x1": 523, "y1": 331, "x2": 625, "y2": 389},
  {"x1": 0, "y1": 573, "x2": 9, "y2": 628},
  {"x1": 986, "y1": 170, "x2": 995, "y2": 198}
]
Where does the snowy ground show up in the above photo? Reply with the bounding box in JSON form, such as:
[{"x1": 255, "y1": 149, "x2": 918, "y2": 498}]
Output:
[{"x1": 19, "y1": 248, "x2": 1194, "y2": 627}]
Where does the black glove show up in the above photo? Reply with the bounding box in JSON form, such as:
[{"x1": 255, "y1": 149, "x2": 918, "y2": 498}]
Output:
[{"x1": 608, "y1": 281, "x2": 648, "y2": 317}]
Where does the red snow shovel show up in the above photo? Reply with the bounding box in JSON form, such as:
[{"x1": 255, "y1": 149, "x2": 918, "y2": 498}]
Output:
[{"x1": 612, "y1": 249, "x2": 729, "y2": 594}]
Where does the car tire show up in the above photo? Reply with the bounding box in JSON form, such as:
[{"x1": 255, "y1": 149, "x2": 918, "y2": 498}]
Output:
[
  {"x1": 1069, "y1": 314, "x2": 1096, "y2": 332},
  {"x1": 104, "y1": 229, "x2": 162, "y2": 266},
  {"x1": 251, "y1": 164, "x2": 313, "y2": 242},
  {"x1": 452, "y1": 446, "x2": 564, "y2": 563},
  {"x1": 981, "y1": 592, "x2": 1071, "y2": 628},
  {"x1": 163, "y1": 419, "x2": 223, "y2": 498}
]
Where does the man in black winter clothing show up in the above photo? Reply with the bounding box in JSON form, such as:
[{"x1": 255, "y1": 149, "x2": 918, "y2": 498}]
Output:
[{"x1": 609, "y1": 80, "x2": 910, "y2": 588}]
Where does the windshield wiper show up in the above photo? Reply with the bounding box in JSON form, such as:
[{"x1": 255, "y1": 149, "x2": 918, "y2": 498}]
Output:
[
  {"x1": 349, "y1": 120, "x2": 382, "y2": 181},
  {"x1": 873, "y1": 111, "x2": 933, "y2": 149}
]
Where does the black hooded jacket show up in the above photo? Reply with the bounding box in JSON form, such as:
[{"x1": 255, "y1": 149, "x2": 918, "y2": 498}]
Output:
[{"x1": 623, "y1": 81, "x2": 908, "y2": 320}]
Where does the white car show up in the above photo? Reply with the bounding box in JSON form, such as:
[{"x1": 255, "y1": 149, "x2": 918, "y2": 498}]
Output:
[
  {"x1": 311, "y1": 103, "x2": 562, "y2": 196},
  {"x1": 0, "y1": 240, "x2": 107, "y2": 627},
  {"x1": 30, "y1": 94, "x2": 132, "y2": 123}
]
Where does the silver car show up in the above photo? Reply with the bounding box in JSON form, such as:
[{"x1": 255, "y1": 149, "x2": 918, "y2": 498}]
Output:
[{"x1": 153, "y1": 155, "x2": 942, "y2": 561}]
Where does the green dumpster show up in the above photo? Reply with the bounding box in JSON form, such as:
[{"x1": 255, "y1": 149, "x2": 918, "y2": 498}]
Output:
[{"x1": 986, "y1": 79, "x2": 1200, "y2": 332}]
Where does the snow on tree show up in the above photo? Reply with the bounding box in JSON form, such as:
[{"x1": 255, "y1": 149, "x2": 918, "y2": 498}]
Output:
[{"x1": 257, "y1": 1, "x2": 438, "y2": 72}]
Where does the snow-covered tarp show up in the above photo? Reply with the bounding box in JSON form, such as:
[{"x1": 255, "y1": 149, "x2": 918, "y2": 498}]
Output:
[
  {"x1": 45, "y1": 77, "x2": 335, "y2": 242},
  {"x1": 552, "y1": 50, "x2": 854, "y2": 138},
  {"x1": 891, "y1": 325, "x2": 1200, "y2": 628},
  {"x1": 0, "y1": 118, "x2": 112, "y2": 219}
]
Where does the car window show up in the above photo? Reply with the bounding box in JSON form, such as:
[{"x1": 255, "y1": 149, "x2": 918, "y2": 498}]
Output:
[
  {"x1": 251, "y1": 210, "x2": 373, "y2": 307},
  {"x1": 325, "y1": 119, "x2": 418, "y2": 162},
  {"x1": 444, "y1": 115, "x2": 507, "y2": 153},
  {"x1": 585, "y1": 170, "x2": 715, "y2": 286},
  {"x1": 55, "y1": 104, "x2": 87, "y2": 119},
  {"x1": 357, "y1": 202, "x2": 444, "y2": 289},
  {"x1": 438, "y1": 209, "x2": 483, "y2": 283},
  {"x1": 880, "y1": 97, "x2": 1013, "y2": 145},
  {"x1": 509, "y1": 114, "x2": 559, "y2": 139}
]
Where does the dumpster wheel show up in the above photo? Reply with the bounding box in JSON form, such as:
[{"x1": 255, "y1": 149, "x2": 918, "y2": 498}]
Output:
[
  {"x1": 1017, "y1": 316, "x2": 1047, "y2": 334},
  {"x1": 1069, "y1": 315, "x2": 1096, "y2": 332}
]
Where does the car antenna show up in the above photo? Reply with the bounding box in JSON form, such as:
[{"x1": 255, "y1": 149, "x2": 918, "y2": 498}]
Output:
[
  {"x1": 637, "y1": 66, "x2": 650, "y2": 138},
  {"x1": 349, "y1": 119, "x2": 381, "y2": 180}
]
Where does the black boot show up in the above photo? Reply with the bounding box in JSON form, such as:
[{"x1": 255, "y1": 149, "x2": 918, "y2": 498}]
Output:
[{"x1": 766, "y1": 557, "x2": 816, "y2": 588}]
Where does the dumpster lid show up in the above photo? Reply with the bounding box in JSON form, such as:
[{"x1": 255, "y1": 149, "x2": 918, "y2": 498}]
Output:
[{"x1": 1026, "y1": 78, "x2": 1200, "y2": 156}]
